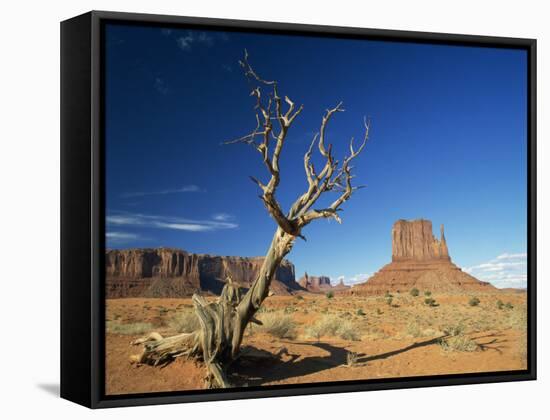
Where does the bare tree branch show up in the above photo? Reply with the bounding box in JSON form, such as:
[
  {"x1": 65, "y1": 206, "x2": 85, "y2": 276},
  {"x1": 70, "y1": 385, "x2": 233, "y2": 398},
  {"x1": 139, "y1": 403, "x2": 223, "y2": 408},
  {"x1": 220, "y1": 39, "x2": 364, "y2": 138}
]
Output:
[{"x1": 131, "y1": 51, "x2": 371, "y2": 389}]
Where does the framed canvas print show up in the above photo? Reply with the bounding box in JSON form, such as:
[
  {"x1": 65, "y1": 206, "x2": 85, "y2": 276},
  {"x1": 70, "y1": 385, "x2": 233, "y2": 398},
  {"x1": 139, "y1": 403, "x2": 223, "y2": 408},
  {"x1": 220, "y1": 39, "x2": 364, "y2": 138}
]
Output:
[{"x1": 60, "y1": 11, "x2": 536, "y2": 408}]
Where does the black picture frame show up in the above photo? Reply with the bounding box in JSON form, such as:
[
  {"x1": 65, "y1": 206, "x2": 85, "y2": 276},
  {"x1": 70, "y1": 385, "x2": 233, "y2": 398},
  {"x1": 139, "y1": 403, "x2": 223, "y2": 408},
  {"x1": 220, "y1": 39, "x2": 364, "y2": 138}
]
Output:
[{"x1": 60, "y1": 10, "x2": 537, "y2": 409}]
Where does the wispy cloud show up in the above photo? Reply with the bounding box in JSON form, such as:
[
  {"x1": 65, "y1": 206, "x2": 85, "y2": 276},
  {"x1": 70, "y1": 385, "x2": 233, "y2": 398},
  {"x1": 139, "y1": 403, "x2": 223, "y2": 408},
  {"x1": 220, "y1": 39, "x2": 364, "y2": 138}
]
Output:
[
  {"x1": 464, "y1": 252, "x2": 527, "y2": 289},
  {"x1": 154, "y1": 77, "x2": 169, "y2": 95},
  {"x1": 332, "y1": 273, "x2": 371, "y2": 287},
  {"x1": 121, "y1": 185, "x2": 201, "y2": 198},
  {"x1": 212, "y1": 213, "x2": 234, "y2": 222},
  {"x1": 107, "y1": 212, "x2": 238, "y2": 232},
  {"x1": 106, "y1": 231, "x2": 142, "y2": 245},
  {"x1": 175, "y1": 31, "x2": 214, "y2": 51}
]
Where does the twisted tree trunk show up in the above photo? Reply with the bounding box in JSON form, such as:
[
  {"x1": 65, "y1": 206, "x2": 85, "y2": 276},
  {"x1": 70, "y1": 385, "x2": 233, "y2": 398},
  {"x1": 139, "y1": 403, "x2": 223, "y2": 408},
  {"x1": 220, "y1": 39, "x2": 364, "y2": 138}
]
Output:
[
  {"x1": 129, "y1": 51, "x2": 369, "y2": 388},
  {"x1": 131, "y1": 228, "x2": 294, "y2": 388}
]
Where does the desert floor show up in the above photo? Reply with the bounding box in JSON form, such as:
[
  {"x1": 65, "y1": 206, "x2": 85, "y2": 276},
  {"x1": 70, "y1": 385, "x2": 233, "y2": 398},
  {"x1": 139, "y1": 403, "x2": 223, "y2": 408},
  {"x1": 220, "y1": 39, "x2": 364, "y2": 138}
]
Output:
[{"x1": 105, "y1": 291, "x2": 527, "y2": 395}]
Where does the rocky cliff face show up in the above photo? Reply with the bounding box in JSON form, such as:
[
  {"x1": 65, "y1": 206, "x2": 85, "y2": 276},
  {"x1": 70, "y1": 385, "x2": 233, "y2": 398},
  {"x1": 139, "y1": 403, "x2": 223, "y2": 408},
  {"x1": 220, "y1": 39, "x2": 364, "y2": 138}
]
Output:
[
  {"x1": 392, "y1": 219, "x2": 449, "y2": 261},
  {"x1": 352, "y1": 219, "x2": 496, "y2": 295},
  {"x1": 106, "y1": 248, "x2": 301, "y2": 298}
]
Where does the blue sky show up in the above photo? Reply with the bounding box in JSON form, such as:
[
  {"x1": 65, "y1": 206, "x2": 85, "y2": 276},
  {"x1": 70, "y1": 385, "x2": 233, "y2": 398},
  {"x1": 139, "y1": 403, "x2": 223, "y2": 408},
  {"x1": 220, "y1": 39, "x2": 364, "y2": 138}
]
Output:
[{"x1": 105, "y1": 23, "x2": 528, "y2": 288}]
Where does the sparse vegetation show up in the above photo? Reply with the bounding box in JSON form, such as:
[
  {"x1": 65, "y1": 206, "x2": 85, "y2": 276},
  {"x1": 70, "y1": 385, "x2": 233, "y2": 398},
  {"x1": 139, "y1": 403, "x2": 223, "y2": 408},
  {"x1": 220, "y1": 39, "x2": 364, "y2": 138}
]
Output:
[
  {"x1": 442, "y1": 323, "x2": 465, "y2": 337},
  {"x1": 356, "y1": 308, "x2": 366, "y2": 316},
  {"x1": 468, "y1": 297, "x2": 480, "y2": 307},
  {"x1": 406, "y1": 321, "x2": 423, "y2": 338},
  {"x1": 257, "y1": 312, "x2": 297, "y2": 339},
  {"x1": 497, "y1": 299, "x2": 505, "y2": 310},
  {"x1": 306, "y1": 315, "x2": 360, "y2": 341},
  {"x1": 107, "y1": 321, "x2": 154, "y2": 335},
  {"x1": 424, "y1": 290, "x2": 432, "y2": 297},
  {"x1": 505, "y1": 302, "x2": 514, "y2": 310},
  {"x1": 439, "y1": 334, "x2": 478, "y2": 352},
  {"x1": 424, "y1": 297, "x2": 437, "y2": 307},
  {"x1": 326, "y1": 291, "x2": 334, "y2": 299},
  {"x1": 410, "y1": 288, "x2": 419, "y2": 297},
  {"x1": 385, "y1": 296, "x2": 393, "y2": 306},
  {"x1": 168, "y1": 310, "x2": 200, "y2": 333}
]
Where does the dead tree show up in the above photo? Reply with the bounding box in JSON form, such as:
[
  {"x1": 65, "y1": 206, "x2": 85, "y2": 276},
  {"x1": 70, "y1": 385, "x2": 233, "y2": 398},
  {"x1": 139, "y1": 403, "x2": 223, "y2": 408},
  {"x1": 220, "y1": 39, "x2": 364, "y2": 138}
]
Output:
[{"x1": 130, "y1": 51, "x2": 370, "y2": 388}]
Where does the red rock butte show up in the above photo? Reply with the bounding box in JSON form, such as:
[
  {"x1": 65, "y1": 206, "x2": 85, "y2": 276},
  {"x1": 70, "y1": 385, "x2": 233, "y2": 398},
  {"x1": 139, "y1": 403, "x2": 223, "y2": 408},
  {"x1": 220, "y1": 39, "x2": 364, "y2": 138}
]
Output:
[
  {"x1": 298, "y1": 272, "x2": 349, "y2": 293},
  {"x1": 351, "y1": 219, "x2": 496, "y2": 295}
]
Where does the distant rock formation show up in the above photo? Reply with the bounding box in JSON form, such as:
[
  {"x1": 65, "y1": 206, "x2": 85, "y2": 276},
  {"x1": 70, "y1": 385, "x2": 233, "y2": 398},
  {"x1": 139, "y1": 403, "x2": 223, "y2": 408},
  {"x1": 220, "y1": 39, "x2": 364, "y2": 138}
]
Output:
[
  {"x1": 352, "y1": 219, "x2": 497, "y2": 295},
  {"x1": 106, "y1": 248, "x2": 303, "y2": 298},
  {"x1": 392, "y1": 219, "x2": 449, "y2": 261},
  {"x1": 298, "y1": 272, "x2": 350, "y2": 293}
]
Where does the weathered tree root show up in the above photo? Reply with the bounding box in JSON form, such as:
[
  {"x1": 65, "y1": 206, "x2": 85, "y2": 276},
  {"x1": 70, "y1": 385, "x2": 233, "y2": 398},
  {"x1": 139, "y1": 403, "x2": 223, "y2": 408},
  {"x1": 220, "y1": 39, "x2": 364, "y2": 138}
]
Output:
[{"x1": 131, "y1": 278, "x2": 243, "y2": 388}]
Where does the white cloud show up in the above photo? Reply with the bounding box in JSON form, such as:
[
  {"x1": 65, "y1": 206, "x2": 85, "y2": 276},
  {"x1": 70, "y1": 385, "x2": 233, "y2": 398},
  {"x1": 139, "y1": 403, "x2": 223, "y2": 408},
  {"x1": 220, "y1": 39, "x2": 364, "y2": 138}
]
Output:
[
  {"x1": 106, "y1": 231, "x2": 142, "y2": 245},
  {"x1": 107, "y1": 212, "x2": 238, "y2": 233},
  {"x1": 154, "y1": 77, "x2": 169, "y2": 95},
  {"x1": 121, "y1": 185, "x2": 201, "y2": 198},
  {"x1": 176, "y1": 34, "x2": 194, "y2": 50},
  {"x1": 496, "y1": 252, "x2": 527, "y2": 260},
  {"x1": 212, "y1": 213, "x2": 233, "y2": 222},
  {"x1": 176, "y1": 31, "x2": 214, "y2": 51},
  {"x1": 332, "y1": 273, "x2": 371, "y2": 286},
  {"x1": 106, "y1": 232, "x2": 140, "y2": 240},
  {"x1": 464, "y1": 252, "x2": 527, "y2": 289}
]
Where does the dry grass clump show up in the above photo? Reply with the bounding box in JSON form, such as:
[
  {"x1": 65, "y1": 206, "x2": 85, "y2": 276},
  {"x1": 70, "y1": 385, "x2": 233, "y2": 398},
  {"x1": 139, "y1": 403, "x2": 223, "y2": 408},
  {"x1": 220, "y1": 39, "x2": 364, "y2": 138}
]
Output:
[
  {"x1": 505, "y1": 305, "x2": 527, "y2": 331},
  {"x1": 106, "y1": 321, "x2": 154, "y2": 335},
  {"x1": 441, "y1": 322, "x2": 465, "y2": 337},
  {"x1": 257, "y1": 312, "x2": 297, "y2": 339},
  {"x1": 168, "y1": 310, "x2": 200, "y2": 333},
  {"x1": 306, "y1": 315, "x2": 360, "y2": 341},
  {"x1": 439, "y1": 334, "x2": 479, "y2": 352}
]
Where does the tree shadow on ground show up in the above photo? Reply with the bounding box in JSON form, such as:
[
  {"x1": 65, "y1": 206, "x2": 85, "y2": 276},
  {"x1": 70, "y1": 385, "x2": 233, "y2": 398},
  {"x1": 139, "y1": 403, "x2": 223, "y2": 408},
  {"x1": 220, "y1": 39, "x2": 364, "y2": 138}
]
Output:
[
  {"x1": 471, "y1": 331, "x2": 509, "y2": 354},
  {"x1": 231, "y1": 336, "x2": 446, "y2": 386}
]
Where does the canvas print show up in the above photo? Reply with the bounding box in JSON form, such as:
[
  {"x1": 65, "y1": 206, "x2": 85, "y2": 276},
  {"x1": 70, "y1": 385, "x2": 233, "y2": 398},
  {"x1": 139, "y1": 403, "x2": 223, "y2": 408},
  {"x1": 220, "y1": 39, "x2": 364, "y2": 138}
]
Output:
[{"x1": 104, "y1": 23, "x2": 528, "y2": 395}]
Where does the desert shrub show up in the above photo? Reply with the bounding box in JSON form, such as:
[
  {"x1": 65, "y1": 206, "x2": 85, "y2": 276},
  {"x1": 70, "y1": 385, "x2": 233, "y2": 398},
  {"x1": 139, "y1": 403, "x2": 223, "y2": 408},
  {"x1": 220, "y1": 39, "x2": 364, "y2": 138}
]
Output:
[
  {"x1": 469, "y1": 297, "x2": 480, "y2": 307},
  {"x1": 406, "y1": 321, "x2": 423, "y2": 338},
  {"x1": 442, "y1": 323, "x2": 465, "y2": 337},
  {"x1": 424, "y1": 290, "x2": 432, "y2": 297},
  {"x1": 410, "y1": 288, "x2": 420, "y2": 297},
  {"x1": 346, "y1": 351, "x2": 359, "y2": 367},
  {"x1": 356, "y1": 308, "x2": 366, "y2": 316},
  {"x1": 424, "y1": 297, "x2": 437, "y2": 307},
  {"x1": 168, "y1": 310, "x2": 200, "y2": 333},
  {"x1": 295, "y1": 295, "x2": 304, "y2": 300},
  {"x1": 496, "y1": 300, "x2": 505, "y2": 310},
  {"x1": 339, "y1": 320, "x2": 361, "y2": 341},
  {"x1": 258, "y1": 313, "x2": 297, "y2": 339},
  {"x1": 384, "y1": 291, "x2": 393, "y2": 298},
  {"x1": 505, "y1": 302, "x2": 514, "y2": 310},
  {"x1": 385, "y1": 296, "x2": 393, "y2": 306},
  {"x1": 376, "y1": 308, "x2": 383, "y2": 315},
  {"x1": 106, "y1": 321, "x2": 154, "y2": 335},
  {"x1": 439, "y1": 335, "x2": 478, "y2": 352},
  {"x1": 306, "y1": 315, "x2": 360, "y2": 341},
  {"x1": 326, "y1": 291, "x2": 334, "y2": 299}
]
